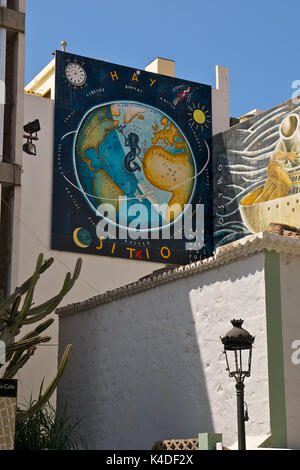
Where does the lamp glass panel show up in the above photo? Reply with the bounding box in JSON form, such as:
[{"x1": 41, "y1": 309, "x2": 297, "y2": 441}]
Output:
[{"x1": 226, "y1": 347, "x2": 251, "y2": 375}]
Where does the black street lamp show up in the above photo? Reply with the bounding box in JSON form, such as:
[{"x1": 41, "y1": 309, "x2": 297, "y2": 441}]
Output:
[{"x1": 220, "y1": 319, "x2": 255, "y2": 451}]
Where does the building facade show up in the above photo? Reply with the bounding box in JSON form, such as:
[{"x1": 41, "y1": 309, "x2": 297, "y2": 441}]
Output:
[
  {"x1": 57, "y1": 227, "x2": 300, "y2": 450},
  {"x1": 16, "y1": 53, "x2": 230, "y2": 402}
]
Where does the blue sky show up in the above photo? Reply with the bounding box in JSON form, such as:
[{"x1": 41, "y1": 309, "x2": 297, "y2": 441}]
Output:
[{"x1": 25, "y1": 0, "x2": 300, "y2": 118}]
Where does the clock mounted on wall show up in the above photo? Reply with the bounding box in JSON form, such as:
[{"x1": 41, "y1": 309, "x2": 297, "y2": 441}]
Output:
[{"x1": 65, "y1": 62, "x2": 87, "y2": 86}]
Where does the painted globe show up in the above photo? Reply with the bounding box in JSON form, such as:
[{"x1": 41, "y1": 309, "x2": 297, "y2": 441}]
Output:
[{"x1": 74, "y1": 101, "x2": 196, "y2": 231}]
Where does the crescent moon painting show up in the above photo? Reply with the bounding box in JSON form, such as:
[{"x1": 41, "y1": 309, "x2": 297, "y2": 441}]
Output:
[{"x1": 73, "y1": 227, "x2": 92, "y2": 248}]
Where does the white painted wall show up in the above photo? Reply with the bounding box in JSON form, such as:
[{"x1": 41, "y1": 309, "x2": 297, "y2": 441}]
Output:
[
  {"x1": 212, "y1": 65, "x2": 230, "y2": 135},
  {"x1": 279, "y1": 253, "x2": 300, "y2": 449},
  {"x1": 17, "y1": 94, "x2": 163, "y2": 403},
  {"x1": 57, "y1": 253, "x2": 270, "y2": 449},
  {"x1": 25, "y1": 59, "x2": 55, "y2": 99},
  {"x1": 145, "y1": 58, "x2": 175, "y2": 78}
]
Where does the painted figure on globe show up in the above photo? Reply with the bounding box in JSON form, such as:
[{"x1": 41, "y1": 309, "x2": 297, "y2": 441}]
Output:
[{"x1": 116, "y1": 126, "x2": 143, "y2": 173}]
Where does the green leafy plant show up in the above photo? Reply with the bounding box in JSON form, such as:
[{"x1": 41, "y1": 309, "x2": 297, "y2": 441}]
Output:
[
  {"x1": 15, "y1": 394, "x2": 88, "y2": 450},
  {"x1": 0, "y1": 254, "x2": 82, "y2": 422}
]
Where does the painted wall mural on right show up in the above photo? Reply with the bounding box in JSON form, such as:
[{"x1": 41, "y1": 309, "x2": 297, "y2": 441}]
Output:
[{"x1": 213, "y1": 98, "x2": 300, "y2": 248}]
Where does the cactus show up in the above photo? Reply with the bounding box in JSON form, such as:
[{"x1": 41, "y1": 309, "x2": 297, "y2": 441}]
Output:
[{"x1": 0, "y1": 254, "x2": 82, "y2": 422}]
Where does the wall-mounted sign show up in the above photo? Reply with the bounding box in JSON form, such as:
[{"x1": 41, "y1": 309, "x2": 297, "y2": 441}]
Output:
[
  {"x1": 52, "y1": 52, "x2": 213, "y2": 264},
  {"x1": 0, "y1": 379, "x2": 17, "y2": 450},
  {"x1": 213, "y1": 98, "x2": 300, "y2": 248}
]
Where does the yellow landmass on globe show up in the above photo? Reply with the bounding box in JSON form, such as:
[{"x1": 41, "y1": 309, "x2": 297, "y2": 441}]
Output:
[
  {"x1": 124, "y1": 106, "x2": 146, "y2": 124},
  {"x1": 152, "y1": 117, "x2": 180, "y2": 148},
  {"x1": 175, "y1": 141, "x2": 188, "y2": 151},
  {"x1": 92, "y1": 169, "x2": 124, "y2": 213},
  {"x1": 111, "y1": 105, "x2": 121, "y2": 117},
  {"x1": 143, "y1": 145, "x2": 194, "y2": 222}
]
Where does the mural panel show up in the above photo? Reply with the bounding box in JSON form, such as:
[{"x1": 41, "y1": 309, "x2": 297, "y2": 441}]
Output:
[
  {"x1": 52, "y1": 52, "x2": 213, "y2": 264},
  {"x1": 213, "y1": 98, "x2": 300, "y2": 248}
]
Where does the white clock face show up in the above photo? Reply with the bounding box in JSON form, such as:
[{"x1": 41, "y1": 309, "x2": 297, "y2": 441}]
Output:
[{"x1": 65, "y1": 63, "x2": 87, "y2": 86}]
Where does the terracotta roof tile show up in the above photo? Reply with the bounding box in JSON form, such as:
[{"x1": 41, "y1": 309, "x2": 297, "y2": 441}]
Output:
[{"x1": 265, "y1": 223, "x2": 300, "y2": 239}]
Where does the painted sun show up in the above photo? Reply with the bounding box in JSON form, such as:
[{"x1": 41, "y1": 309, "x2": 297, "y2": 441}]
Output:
[{"x1": 187, "y1": 103, "x2": 211, "y2": 131}]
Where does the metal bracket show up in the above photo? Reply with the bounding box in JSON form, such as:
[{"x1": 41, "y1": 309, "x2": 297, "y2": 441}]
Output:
[
  {"x1": 0, "y1": 161, "x2": 22, "y2": 185},
  {"x1": 0, "y1": 7, "x2": 25, "y2": 33}
]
